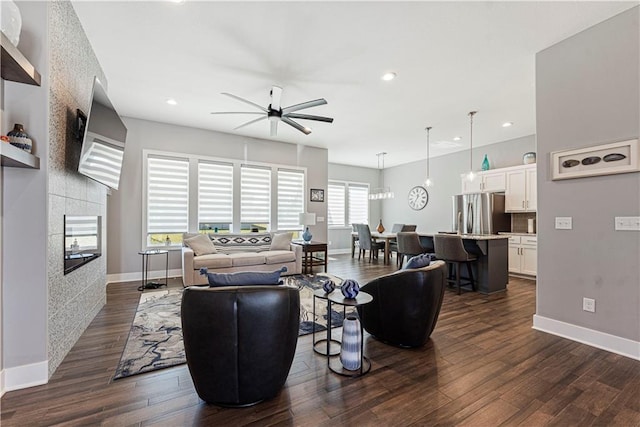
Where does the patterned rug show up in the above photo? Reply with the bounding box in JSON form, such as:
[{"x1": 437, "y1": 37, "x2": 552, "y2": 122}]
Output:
[{"x1": 113, "y1": 273, "x2": 348, "y2": 380}]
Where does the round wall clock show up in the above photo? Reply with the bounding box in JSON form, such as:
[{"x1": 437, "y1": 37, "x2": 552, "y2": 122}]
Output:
[{"x1": 408, "y1": 185, "x2": 429, "y2": 210}]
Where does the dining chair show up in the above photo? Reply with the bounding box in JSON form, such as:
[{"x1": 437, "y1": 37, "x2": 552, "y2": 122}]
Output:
[
  {"x1": 356, "y1": 224, "x2": 385, "y2": 261},
  {"x1": 433, "y1": 234, "x2": 478, "y2": 295},
  {"x1": 388, "y1": 224, "x2": 405, "y2": 261},
  {"x1": 396, "y1": 232, "x2": 427, "y2": 268}
]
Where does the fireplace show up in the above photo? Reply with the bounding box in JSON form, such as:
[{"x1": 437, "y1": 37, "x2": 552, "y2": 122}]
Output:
[{"x1": 64, "y1": 215, "x2": 102, "y2": 274}]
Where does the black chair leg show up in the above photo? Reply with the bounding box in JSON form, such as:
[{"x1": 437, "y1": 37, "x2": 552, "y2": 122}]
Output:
[
  {"x1": 466, "y1": 262, "x2": 476, "y2": 291},
  {"x1": 455, "y1": 262, "x2": 462, "y2": 295}
]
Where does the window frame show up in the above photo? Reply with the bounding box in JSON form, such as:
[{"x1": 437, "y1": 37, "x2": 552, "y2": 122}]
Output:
[{"x1": 327, "y1": 179, "x2": 370, "y2": 229}]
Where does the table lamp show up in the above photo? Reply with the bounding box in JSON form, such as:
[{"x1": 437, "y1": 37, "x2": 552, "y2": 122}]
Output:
[{"x1": 298, "y1": 212, "x2": 316, "y2": 242}]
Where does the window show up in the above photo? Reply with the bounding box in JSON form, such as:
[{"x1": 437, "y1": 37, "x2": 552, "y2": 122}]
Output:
[
  {"x1": 277, "y1": 169, "x2": 304, "y2": 231},
  {"x1": 240, "y1": 165, "x2": 271, "y2": 232},
  {"x1": 328, "y1": 180, "x2": 369, "y2": 227},
  {"x1": 348, "y1": 184, "x2": 369, "y2": 225},
  {"x1": 146, "y1": 155, "x2": 189, "y2": 246},
  {"x1": 198, "y1": 161, "x2": 233, "y2": 233},
  {"x1": 327, "y1": 182, "x2": 346, "y2": 227}
]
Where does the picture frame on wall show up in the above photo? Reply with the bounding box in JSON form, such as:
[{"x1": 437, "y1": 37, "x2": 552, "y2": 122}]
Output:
[
  {"x1": 551, "y1": 138, "x2": 639, "y2": 181},
  {"x1": 310, "y1": 188, "x2": 324, "y2": 202}
]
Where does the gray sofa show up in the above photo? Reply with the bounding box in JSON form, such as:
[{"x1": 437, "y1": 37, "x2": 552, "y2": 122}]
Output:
[{"x1": 181, "y1": 232, "x2": 302, "y2": 286}]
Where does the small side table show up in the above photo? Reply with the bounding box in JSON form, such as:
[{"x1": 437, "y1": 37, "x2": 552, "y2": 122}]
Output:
[
  {"x1": 138, "y1": 249, "x2": 169, "y2": 291},
  {"x1": 327, "y1": 291, "x2": 373, "y2": 377},
  {"x1": 292, "y1": 241, "x2": 328, "y2": 274},
  {"x1": 312, "y1": 288, "x2": 344, "y2": 356}
]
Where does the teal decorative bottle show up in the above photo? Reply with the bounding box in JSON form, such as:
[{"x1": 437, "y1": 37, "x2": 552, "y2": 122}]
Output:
[{"x1": 481, "y1": 154, "x2": 490, "y2": 171}]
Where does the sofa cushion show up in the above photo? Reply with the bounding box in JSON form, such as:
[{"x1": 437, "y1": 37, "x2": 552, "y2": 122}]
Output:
[
  {"x1": 184, "y1": 234, "x2": 217, "y2": 256},
  {"x1": 264, "y1": 250, "x2": 296, "y2": 265},
  {"x1": 270, "y1": 232, "x2": 293, "y2": 251},
  {"x1": 210, "y1": 233, "x2": 272, "y2": 253},
  {"x1": 193, "y1": 254, "x2": 232, "y2": 269},
  {"x1": 403, "y1": 253, "x2": 434, "y2": 270},
  {"x1": 199, "y1": 266, "x2": 287, "y2": 287},
  {"x1": 230, "y1": 252, "x2": 267, "y2": 267}
]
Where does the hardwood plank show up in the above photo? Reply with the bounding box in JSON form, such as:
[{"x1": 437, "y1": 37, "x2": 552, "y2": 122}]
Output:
[{"x1": 1, "y1": 255, "x2": 639, "y2": 426}]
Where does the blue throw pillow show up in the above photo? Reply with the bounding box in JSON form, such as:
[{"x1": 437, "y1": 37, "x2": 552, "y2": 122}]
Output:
[
  {"x1": 200, "y1": 266, "x2": 287, "y2": 287},
  {"x1": 403, "y1": 253, "x2": 433, "y2": 270}
]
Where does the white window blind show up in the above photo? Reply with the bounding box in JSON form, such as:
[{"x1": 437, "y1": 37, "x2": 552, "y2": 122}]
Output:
[
  {"x1": 146, "y1": 156, "x2": 189, "y2": 235},
  {"x1": 327, "y1": 182, "x2": 346, "y2": 227},
  {"x1": 241, "y1": 165, "x2": 271, "y2": 227},
  {"x1": 198, "y1": 161, "x2": 233, "y2": 224},
  {"x1": 348, "y1": 184, "x2": 369, "y2": 225},
  {"x1": 277, "y1": 169, "x2": 304, "y2": 230}
]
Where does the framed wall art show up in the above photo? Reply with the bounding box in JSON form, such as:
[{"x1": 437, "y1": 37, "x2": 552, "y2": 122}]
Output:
[
  {"x1": 551, "y1": 138, "x2": 639, "y2": 181},
  {"x1": 310, "y1": 188, "x2": 324, "y2": 202}
]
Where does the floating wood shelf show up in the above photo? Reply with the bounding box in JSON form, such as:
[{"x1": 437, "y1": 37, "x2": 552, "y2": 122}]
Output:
[
  {"x1": 0, "y1": 143, "x2": 40, "y2": 169},
  {"x1": 1, "y1": 32, "x2": 41, "y2": 86}
]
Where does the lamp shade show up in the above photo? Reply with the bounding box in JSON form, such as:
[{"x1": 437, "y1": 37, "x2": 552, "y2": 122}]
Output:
[{"x1": 298, "y1": 212, "x2": 316, "y2": 226}]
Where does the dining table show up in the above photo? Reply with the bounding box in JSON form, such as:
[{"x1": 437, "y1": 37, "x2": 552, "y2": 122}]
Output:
[{"x1": 351, "y1": 231, "x2": 397, "y2": 264}]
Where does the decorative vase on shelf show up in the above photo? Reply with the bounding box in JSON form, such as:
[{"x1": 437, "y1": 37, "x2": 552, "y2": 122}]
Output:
[
  {"x1": 376, "y1": 220, "x2": 385, "y2": 233},
  {"x1": 322, "y1": 279, "x2": 335, "y2": 294},
  {"x1": 340, "y1": 315, "x2": 362, "y2": 371},
  {"x1": 481, "y1": 154, "x2": 490, "y2": 171},
  {"x1": 340, "y1": 279, "x2": 360, "y2": 299},
  {"x1": 302, "y1": 227, "x2": 312, "y2": 242},
  {"x1": 1, "y1": 0, "x2": 22, "y2": 47},
  {"x1": 7, "y1": 123, "x2": 32, "y2": 153}
]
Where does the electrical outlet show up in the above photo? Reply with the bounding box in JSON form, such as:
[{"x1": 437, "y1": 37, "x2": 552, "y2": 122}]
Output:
[
  {"x1": 615, "y1": 216, "x2": 640, "y2": 231},
  {"x1": 555, "y1": 217, "x2": 572, "y2": 230},
  {"x1": 583, "y1": 297, "x2": 595, "y2": 313}
]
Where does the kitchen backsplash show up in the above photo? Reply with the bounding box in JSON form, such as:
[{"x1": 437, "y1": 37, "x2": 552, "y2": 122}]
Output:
[{"x1": 511, "y1": 212, "x2": 537, "y2": 233}]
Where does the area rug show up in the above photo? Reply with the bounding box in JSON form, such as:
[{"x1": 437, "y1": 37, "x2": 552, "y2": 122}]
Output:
[{"x1": 113, "y1": 273, "x2": 349, "y2": 380}]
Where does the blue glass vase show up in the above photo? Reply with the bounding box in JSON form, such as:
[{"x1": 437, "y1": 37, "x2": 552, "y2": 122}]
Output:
[
  {"x1": 341, "y1": 315, "x2": 362, "y2": 370},
  {"x1": 302, "y1": 227, "x2": 312, "y2": 242}
]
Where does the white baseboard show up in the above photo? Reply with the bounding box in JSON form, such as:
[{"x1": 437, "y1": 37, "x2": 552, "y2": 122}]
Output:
[
  {"x1": 533, "y1": 315, "x2": 640, "y2": 360},
  {"x1": 3, "y1": 360, "x2": 48, "y2": 392},
  {"x1": 328, "y1": 248, "x2": 351, "y2": 255},
  {"x1": 107, "y1": 268, "x2": 182, "y2": 284},
  {"x1": 0, "y1": 368, "x2": 5, "y2": 397}
]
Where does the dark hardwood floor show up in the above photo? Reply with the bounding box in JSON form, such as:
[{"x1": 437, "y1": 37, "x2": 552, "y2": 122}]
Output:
[{"x1": 2, "y1": 254, "x2": 639, "y2": 426}]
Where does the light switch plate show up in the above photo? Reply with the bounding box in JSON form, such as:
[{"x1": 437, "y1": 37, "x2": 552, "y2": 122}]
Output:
[
  {"x1": 317, "y1": 216, "x2": 325, "y2": 222},
  {"x1": 615, "y1": 216, "x2": 640, "y2": 231},
  {"x1": 555, "y1": 217, "x2": 572, "y2": 230}
]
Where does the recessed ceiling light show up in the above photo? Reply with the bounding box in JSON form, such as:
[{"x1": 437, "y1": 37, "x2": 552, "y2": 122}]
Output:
[
  {"x1": 381, "y1": 72, "x2": 397, "y2": 81},
  {"x1": 453, "y1": 136, "x2": 462, "y2": 141},
  {"x1": 166, "y1": 98, "x2": 177, "y2": 106},
  {"x1": 502, "y1": 121, "x2": 513, "y2": 127},
  {"x1": 169, "y1": 0, "x2": 185, "y2": 3}
]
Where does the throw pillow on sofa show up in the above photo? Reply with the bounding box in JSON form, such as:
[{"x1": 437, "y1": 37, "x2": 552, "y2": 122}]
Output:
[
  {"x1": 184, "y1": 234, "x2": 217, "y2": 256},
  {"x1": 200, "y1": 266, "x2": 288, "y2": 287},
  {"x1": 270, "y1": 232, "x2": 293, "y2": 251},
  {"x1": 403, "y1": 253, "x2": 433, "y2": 270}
]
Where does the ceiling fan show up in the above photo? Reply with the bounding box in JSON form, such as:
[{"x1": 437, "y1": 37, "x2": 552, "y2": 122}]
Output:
[{"x1": 211, "y1": 86, "x2": 334, "y2": 136}]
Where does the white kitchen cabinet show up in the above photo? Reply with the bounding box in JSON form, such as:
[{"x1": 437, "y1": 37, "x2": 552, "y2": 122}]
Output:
[
  {"x1": 461, "y1": 170, "x2": 506, "y2": 194},
  {"x1": 505, "y1": 164, "x2": 536, "y2": 212},
  {"x1": 508, "y1": 235, "x2": 537, "y2": 276}
]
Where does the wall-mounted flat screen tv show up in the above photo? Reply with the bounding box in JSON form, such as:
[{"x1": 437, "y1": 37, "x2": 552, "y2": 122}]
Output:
[{"x1": 78, "y1": 76, "x2": 127, "y2": 190}]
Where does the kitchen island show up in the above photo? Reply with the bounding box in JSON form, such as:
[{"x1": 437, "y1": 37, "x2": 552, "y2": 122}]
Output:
[{"x1": 419, "y1": 233, "x2": 509, "y2": 295}]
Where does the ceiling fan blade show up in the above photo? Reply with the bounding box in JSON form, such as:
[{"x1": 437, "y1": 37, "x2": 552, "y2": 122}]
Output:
[
  {"x1": 270, "y1": 120, "x2": 278, "y2": 137},
  {"x1": 282, "y1": 98, "x2": 327, "y2": 114},
  {"x1": 285, "y1": 113, "x2": 334, "y2": 123},
  {"x1": 221, "y1": 92, "x2": 267, "y2": 112},
  {"x1": 270, "y1": 86, "x2": 283, "y2": 111},
  {"x1": 234, "y1": 116, "x2": 267, "y2": 130},
  {"x1": 281, "y1": 117, "x2": 311, "y2": 135},
  {"x1": 210, "y1": 111, "x2": 265, "y2": 115}
]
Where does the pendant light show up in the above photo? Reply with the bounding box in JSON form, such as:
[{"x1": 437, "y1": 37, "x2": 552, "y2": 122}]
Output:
[
  {"x1": 425, "y1": 126, "x2": 433, "y2": 187},
  {"x1": 466, "y1": 111, "x2": 478, "y2": 182},
  {"x1": 369, "y1": 152, "x2": 394, "y2": 200}
]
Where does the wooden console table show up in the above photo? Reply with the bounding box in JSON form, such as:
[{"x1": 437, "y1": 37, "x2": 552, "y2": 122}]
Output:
[{"x1": 292, "y1": 241, "x2": 328, "y2": 274}]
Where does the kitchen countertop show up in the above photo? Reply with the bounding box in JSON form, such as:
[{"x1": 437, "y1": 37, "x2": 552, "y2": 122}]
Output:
[
  {"x1": 498, "y1": 232, "x2": 537, "y2": 236},
  {"x1": 420, "y1": 233, "x2": 509, "y2": 240}
]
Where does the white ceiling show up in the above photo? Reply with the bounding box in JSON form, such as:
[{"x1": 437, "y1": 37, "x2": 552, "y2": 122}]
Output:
[{"x1": 71, "y1": 1, "x2": 637, "y2": 169}]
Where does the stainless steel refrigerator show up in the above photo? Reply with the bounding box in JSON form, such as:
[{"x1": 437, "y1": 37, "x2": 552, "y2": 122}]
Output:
[{"x1": 452, "y1": 193, "x2": 510, "y2": 235}]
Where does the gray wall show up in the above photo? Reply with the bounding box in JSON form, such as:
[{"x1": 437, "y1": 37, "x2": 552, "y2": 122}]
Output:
[
  {"x1": 1, "y1": 0, "x2": 108, "y2": 386},
  {"x1": 536, "y1": 7, "x2": 639, "y2": 342},
  {"x1": 107, "y1": 117, "x2": 328, "y2": 276},
  {"x1": 382, "y1": 135, "x2": 536, "y2": 233}
]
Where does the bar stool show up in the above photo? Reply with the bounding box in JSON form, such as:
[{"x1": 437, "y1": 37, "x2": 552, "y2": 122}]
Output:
[
  {"x1": 433, "y1": 234, "x2": 477, "y2": 295},
  {"x1": 396, "y1": 232, "x2": 426, "y2": 269}
]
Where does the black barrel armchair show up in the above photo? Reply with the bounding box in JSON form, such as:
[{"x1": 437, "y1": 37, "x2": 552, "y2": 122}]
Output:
[
  {"x1": 181, "y1": 285, "x2": 300, "y2": 407},
  {"x1": 357, "y1": 261, "x2": 447, "y2": 348}
]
